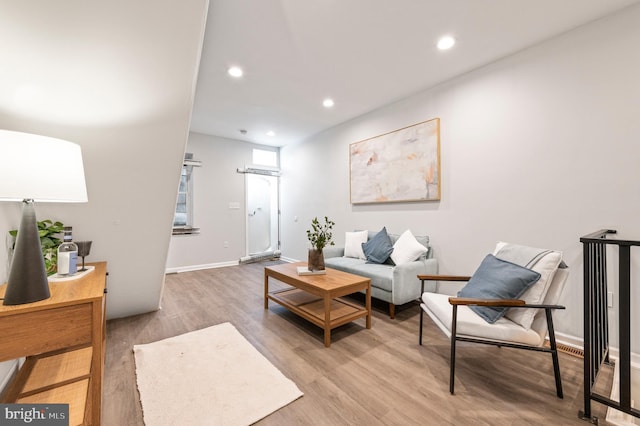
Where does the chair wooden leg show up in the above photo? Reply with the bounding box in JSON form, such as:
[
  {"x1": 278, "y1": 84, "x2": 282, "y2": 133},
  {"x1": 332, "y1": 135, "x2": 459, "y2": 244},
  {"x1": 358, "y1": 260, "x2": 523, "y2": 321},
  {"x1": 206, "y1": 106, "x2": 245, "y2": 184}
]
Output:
[
  {"x1": 389, "y1": 303, "x2": 395, "y2": 319},
  {"x1": 419, "y1": 307, "x2": 424, "y2": 345},
  {"x1": 450, "y1": 305, "x2": 458, "y2": 394},
  {"x1": 545, "y1": 308, "x2": 563, "y2": 398}
]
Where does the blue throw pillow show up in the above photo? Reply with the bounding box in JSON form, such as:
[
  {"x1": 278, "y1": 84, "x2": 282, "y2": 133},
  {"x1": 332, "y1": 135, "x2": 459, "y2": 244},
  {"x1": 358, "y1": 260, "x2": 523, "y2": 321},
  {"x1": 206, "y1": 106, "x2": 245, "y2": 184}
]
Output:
[
  {"x1": 361, "y1": 227, "x2": 394, "y2": 264},
  {"x1": 458, "y1": 254, "x2": 541, "y2": 324}
]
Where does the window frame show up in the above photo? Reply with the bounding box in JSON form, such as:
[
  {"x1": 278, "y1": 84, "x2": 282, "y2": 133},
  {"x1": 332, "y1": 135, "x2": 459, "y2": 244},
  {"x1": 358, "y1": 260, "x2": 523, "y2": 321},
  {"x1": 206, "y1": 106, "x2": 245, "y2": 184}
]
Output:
[{"x1": 172, "y1": 156, "x2": 201, "y2": 235}]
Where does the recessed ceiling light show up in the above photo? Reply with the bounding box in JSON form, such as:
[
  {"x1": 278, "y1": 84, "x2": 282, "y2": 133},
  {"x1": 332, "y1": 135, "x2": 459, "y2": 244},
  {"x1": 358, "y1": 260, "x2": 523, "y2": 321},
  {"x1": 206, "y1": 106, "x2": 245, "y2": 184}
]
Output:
[
  {"x1": 228, "y1": 66, "x2": 243, "y2": 78},
  {"x1": 323, "y1": 98, "x2": 334, "y2": 108},
  {"x1": 437, "y1": 35, "x2": 456, "y2": 50},
  {"x1": 266, "y1": 130, "x2": 275, "y2": 137}
]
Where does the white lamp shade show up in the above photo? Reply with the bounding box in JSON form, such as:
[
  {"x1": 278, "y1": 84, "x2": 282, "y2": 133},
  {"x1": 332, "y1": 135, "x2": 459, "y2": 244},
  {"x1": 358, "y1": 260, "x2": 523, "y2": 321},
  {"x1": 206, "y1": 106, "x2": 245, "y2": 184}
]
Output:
[{"x1": 0, "y1": 130, "x2": 88, "y2": 203}]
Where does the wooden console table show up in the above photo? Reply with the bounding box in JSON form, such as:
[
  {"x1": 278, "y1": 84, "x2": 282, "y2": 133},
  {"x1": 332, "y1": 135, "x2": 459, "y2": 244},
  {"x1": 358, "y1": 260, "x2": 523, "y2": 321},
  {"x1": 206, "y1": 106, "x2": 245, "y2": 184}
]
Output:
[{"x1": 0, "y1": 261, "x2": 107, "y2": 426}]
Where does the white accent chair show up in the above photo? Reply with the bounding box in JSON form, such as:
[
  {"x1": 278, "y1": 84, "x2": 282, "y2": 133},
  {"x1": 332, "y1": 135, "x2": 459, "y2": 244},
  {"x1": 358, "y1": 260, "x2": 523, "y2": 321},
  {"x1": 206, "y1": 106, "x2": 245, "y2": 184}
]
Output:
[{"x1": 418, "y1": 243, "x2": 569, "y2": 398}]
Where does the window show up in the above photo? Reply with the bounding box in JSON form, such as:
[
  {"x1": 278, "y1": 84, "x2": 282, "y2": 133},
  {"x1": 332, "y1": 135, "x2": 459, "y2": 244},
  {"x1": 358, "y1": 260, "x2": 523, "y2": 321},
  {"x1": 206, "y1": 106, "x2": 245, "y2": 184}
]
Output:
[
  {"x1": 174, "y1": 166, "x2": 190, "y2": 227},
  {"x1": 173, "y1": 154, "x2": 200, "y2": 235},
  {"x1": 252, "y1": 148, "x2": 278, "y2": 168}
]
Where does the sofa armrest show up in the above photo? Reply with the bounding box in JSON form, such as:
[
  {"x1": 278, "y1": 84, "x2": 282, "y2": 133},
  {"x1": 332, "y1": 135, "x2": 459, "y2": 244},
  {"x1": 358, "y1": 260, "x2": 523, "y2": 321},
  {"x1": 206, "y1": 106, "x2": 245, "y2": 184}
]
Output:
[
  {"x1": 323, "y1": 246, "x2": 344, "y2": 259},
  {"x1": 392, "y1": 258, "x2": 439, "y2": 305}
]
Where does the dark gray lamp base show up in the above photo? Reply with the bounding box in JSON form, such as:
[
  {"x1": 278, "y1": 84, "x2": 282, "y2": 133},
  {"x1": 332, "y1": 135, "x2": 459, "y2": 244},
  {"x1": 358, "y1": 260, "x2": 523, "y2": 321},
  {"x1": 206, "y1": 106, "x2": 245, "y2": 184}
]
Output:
[{"x1": 3, "y1": 200, "x2": 50, "y2": 305}]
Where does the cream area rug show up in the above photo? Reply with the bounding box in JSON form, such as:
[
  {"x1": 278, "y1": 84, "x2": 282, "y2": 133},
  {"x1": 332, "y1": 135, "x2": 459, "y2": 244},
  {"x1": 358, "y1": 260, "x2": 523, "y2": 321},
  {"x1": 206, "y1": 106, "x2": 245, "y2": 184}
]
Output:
[{"x1": 133, "y1": 322, "x2": 303, "y2": 426}]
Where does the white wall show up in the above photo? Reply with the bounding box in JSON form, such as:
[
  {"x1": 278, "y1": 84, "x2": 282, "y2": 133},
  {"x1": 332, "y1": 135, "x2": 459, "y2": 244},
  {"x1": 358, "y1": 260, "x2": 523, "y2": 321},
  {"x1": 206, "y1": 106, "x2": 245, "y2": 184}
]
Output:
[
  {"x1": 0, "y1": 0, "x2": 208, "y2": 393},
  {"x1": 166, "y1": 132, "x2": 278, "y2": 271},
  {"x1": 0, "y1": 0, "x2": 209, "y2": 318},
  {"x1": 280, "y1": 5, "x2": 640, "y2": 345}
]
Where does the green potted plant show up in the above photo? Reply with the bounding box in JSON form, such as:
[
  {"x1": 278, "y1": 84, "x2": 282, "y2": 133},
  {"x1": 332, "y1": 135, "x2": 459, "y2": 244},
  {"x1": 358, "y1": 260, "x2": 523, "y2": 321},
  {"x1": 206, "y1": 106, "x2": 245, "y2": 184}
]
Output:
[
  {"x1": 306, "y1": 216, "x2": 335, "y2": 271},
  {"x1": 9, "y1": 219, "x2": 64, "y2": 276}
]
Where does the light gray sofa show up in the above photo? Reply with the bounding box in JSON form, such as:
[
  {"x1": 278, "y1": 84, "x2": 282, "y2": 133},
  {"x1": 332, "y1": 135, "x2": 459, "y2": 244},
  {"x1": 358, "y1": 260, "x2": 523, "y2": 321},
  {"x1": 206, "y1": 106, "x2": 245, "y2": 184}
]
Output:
[{"x1": 324, "y1": 230, "x2": 438, "y2": 318}]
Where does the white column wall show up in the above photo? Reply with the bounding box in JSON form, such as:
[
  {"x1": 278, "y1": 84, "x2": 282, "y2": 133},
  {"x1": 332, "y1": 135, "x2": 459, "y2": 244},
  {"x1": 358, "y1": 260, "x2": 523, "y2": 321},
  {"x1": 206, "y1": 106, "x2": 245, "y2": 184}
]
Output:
[{"x1": 0, "y1": 0, "x2": 209, "y2": 318}]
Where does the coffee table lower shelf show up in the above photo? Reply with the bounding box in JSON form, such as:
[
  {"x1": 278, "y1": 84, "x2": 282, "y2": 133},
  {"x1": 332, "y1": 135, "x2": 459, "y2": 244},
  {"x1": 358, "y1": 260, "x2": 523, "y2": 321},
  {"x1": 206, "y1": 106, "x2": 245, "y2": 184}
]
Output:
[{"x1": 267, "y1": 288, "x2": 369, "y2": 344}]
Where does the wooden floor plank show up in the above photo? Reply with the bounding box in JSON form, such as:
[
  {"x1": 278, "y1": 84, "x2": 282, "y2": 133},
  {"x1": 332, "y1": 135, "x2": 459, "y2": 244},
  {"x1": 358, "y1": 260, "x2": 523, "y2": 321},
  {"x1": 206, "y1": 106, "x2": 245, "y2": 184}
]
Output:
[{"x1": 103, "y1": 260, "x2": 610, "y2": 425}]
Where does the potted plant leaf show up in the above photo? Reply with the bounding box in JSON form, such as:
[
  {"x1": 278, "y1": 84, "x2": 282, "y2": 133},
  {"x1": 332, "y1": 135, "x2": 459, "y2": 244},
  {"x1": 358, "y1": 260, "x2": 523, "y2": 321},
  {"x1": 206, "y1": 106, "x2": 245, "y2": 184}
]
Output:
[
  {"x1": 306, "y1": 216, "x2": 335, "y2": 271},
  {"x1": 9, "y1": 219, "x2": 64, "y2": 276}
]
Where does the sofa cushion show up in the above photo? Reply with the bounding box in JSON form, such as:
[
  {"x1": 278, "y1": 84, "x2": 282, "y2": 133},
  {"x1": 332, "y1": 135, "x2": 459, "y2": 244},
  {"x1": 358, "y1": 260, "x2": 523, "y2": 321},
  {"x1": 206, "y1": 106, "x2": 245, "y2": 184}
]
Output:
[
  {"x1": 324, "y1": 256, "x2": 394, "y2": 292},
  {"x1": 458, "y1": 254, "x2": 541, "y2": 324},
  {"x1": 390, "y1": 229, "x2": 428, "y2": 266},
  {"x1": 362, "y1": 227, "x2": 393, "y2": 264},
  {"x1": 344, "y1": 230, "x2": 368, "y2": 259}
]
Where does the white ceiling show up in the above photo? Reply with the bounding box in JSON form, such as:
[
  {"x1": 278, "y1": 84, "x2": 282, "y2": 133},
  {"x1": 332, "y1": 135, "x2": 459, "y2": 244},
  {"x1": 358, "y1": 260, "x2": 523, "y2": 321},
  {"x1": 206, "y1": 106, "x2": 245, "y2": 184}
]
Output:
[{"x1": 190, "y1": 0, "x2": 638, "y2": 147}]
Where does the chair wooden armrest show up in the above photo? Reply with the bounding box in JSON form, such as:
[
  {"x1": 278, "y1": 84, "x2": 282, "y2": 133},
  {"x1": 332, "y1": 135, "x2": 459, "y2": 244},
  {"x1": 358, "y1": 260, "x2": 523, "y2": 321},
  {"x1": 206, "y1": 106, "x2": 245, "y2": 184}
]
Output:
[
  {"x1": 448, "y1": 297, "x2": 566, "y2": 310},
  {"x1": 418, "y1": 274, "x2": 471, "y2": 282},
  {"x1": 418, "y1": 274, "x2": 472, "y2": 295},
  {"x1": 449, "y1": 297, "x2": 525, "y2": 307}
]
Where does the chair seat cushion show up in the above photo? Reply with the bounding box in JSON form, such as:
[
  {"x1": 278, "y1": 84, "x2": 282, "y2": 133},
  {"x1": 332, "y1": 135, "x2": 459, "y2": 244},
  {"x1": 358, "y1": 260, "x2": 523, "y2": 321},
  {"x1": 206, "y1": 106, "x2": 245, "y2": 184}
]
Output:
[
  {"x1": 422, "y1": 292, "x2": 543, "y2": 346},
  {"x1": 324, "y1": 256, "x2": 394, "y2": 292}
]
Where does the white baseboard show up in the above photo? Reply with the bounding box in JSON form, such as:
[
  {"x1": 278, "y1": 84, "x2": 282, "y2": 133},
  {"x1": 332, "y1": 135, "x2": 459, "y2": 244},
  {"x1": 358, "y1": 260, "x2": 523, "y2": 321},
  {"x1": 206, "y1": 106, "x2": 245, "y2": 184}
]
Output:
[
  {"x1": 165, "y1": 256, "x2": 296, "y2": 274},
  {"x1": 165, "y1": 261, "x2": 238, "y2": 274},
  {"x1": 555, "y1": 331, "x2": 640, "y2": 366},
  {"x1": 555, "y1": 331, "x2": 584, "y2": 350}
]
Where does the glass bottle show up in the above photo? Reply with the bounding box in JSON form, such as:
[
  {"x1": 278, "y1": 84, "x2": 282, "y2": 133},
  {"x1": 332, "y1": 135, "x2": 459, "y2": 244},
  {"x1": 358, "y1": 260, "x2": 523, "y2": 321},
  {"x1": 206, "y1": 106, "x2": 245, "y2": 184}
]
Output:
[{"x1": 57, "y1": 226, "x2": 78, "y2": 276}]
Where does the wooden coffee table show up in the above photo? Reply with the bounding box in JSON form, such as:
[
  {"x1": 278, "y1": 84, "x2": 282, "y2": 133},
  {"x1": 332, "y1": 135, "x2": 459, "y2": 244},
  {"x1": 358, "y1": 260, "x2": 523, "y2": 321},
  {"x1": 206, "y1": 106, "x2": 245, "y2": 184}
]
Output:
[{"x1": 264, "y1": 262, "x2": 371, "y2": 347}]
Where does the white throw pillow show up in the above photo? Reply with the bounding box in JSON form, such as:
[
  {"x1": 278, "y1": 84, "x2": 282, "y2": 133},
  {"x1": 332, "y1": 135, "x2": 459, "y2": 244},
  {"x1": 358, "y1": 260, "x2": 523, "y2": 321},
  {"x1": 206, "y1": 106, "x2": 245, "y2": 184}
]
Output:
[
  {"x1": 494, "y1": 242, "x2": 563, "y2": 330},
  {"x1": 344, "y1": 230, "x2": 368, "y2": 259},
  {"x1": 390, "y1": 229, "x2": 427, "y2": 266}
]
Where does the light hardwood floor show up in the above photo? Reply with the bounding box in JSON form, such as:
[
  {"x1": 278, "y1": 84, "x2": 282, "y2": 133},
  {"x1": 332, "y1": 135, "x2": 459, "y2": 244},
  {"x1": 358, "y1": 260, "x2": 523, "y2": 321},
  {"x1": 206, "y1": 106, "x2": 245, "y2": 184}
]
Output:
[{"x1": 103, "y1": 260, "x2": 610, "y2": 425}]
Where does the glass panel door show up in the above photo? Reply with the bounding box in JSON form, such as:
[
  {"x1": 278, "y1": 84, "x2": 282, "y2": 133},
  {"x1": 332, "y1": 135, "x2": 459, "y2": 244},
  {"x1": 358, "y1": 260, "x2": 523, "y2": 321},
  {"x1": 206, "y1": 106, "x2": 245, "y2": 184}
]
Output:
[{"x1": 246, "y1": 174, "x2": 279, "y2": 256}]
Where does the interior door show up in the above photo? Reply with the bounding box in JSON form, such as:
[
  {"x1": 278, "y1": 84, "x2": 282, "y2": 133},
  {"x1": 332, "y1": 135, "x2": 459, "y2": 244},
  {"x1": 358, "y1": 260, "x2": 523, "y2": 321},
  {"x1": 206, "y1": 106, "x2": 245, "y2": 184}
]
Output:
[{"x1": 246, "y1": 173, "x2": 279, "y2": 256}]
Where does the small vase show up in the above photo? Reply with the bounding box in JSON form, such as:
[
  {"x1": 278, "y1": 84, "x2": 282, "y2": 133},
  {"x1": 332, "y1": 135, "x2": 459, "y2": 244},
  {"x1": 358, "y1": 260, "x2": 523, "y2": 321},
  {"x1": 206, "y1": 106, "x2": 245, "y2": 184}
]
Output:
[{"x1": 307, "y1": 248, "x2": 325, "y2": 271}]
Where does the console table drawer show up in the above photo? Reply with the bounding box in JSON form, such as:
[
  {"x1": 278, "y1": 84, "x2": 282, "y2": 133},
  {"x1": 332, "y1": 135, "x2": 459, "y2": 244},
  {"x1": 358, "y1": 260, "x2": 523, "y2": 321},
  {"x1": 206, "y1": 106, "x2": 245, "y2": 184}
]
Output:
[{"x1": 0, "y1": 303, "x2": 92, "y2": 361}]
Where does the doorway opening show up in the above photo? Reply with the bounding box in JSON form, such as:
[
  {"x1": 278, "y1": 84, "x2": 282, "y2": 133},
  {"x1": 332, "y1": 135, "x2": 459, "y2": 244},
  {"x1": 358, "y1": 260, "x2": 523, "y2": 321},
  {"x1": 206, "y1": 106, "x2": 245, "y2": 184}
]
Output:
[{"x1": 242, "y1": 169, "x2": 280, "y2": 263}]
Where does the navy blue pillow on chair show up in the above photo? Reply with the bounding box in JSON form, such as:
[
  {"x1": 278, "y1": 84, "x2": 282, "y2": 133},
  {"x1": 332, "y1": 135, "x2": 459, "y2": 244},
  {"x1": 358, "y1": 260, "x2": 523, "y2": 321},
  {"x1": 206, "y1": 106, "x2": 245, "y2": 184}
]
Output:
[
  {"x1": 361, "y1": 227, "x2": 394, "y2": 264},
  {"x1": 458, "y1": 254, "x2": 541, "y2": 324}
]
